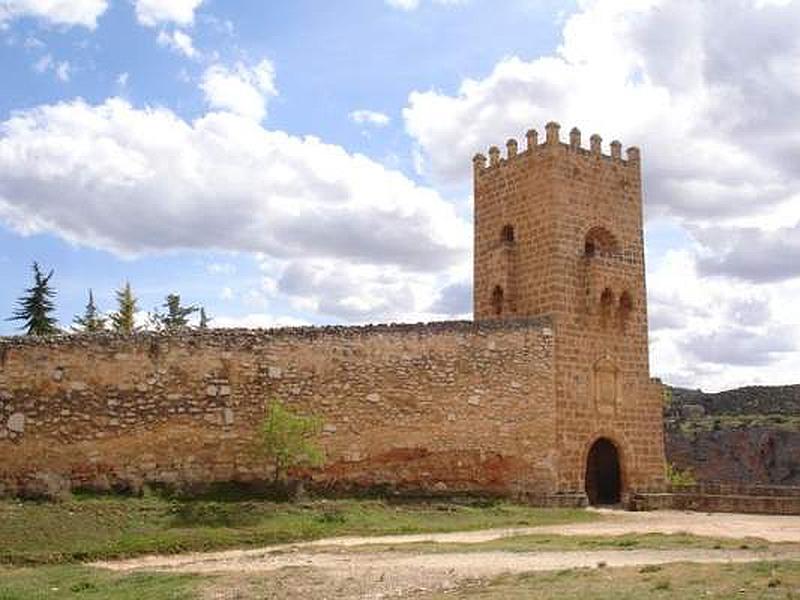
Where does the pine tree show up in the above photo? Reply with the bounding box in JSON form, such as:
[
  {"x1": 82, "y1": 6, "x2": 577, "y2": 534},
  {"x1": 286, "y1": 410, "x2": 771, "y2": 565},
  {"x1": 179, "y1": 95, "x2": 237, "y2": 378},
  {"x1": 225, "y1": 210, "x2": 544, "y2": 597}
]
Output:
[
  {"x1": 111, "y1": 282, "x2": 138, "y2": 335},
  {"x1": 199, "y1": 307, "x2": 210, "y2": 329},
  {"x1": 10, "y1": 262, "x2": 59, "y2": 336},
  {"x1": 153, "y1": 293, "x2": 198, "y2": 332},
  {"x1": 72, "y1": 289, "x2": 107, "y2": 333}
]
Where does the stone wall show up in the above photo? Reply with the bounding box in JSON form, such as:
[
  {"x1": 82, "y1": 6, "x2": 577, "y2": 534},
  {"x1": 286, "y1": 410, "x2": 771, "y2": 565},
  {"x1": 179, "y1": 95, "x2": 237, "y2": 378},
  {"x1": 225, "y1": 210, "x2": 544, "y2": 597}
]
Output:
[
  {"x1": 0, "y1": 319, "x2": 559, "y2": 498},
  {"x1": 631, "y1": 483, "x2": 800, "y2": 515}
]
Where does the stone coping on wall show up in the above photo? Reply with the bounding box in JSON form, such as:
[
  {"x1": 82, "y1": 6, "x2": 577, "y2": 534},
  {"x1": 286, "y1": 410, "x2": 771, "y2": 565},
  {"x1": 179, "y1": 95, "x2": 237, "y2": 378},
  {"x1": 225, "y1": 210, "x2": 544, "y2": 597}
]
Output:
[
  {"x1": 0, "y1": 315, "x2": 555, "y2": 348},
  {"x1": 630, "y1": 482, "x2": 800, "y2": 515},
  {"x1": 630, "y1": 492, "x2": 800, "y2": 515},
  {"x1": 668, "y1": 482, "x2": 800, "y2": 498}
]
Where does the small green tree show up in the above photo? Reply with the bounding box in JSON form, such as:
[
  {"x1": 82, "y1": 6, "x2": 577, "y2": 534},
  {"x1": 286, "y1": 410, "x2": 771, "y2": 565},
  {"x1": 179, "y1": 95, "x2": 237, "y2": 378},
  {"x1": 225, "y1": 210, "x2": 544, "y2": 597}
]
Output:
[
  {"x1": 9, "y1": 262, "x2": 59, "y2": 336},
  {"x1": 257, "y1": 401, "x2": 324, "y2": 484},
  {"x1": 111, "y1": 282, "x2": 138, "y2": 335},
  {"x1": 198, "y1": 307, "x2": 210, "y2": 329},
  {"x1": 150, "y1": 293, "x2": 198, "y2": 332},
  {"x1": 72, "y1": 289, "x2": 107, "y2": 333}
]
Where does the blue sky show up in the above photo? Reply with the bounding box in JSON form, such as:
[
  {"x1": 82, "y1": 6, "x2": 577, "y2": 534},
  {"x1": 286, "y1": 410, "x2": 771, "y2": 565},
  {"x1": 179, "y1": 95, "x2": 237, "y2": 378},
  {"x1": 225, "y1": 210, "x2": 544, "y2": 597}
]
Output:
[{"x1": 1, "y1": 0, "x2": 799, "y2": 391}]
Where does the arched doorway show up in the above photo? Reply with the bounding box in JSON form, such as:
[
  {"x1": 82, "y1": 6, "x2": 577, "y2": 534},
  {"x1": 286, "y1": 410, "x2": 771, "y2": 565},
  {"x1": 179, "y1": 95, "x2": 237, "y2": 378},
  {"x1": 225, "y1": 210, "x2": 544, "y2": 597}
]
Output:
[{"x1": 585, "y1": 438, "x2": 622, "y2": 505}]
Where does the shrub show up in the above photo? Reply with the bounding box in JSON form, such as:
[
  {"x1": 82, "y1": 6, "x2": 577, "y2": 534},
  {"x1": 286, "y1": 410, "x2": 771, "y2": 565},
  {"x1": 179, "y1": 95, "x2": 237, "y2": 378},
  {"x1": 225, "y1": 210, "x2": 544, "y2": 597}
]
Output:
[
  {"x1": 256, "y1": 400, "x2": 325, "y2": 485},
  {"x1": 665, "y1": 463, "x2": 696, "y2": 487}
]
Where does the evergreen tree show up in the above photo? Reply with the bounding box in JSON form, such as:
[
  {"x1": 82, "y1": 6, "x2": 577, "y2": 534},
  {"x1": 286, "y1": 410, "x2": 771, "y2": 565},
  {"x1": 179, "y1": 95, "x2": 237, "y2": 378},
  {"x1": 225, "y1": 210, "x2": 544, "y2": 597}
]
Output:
[
  {"x1": 111, "y1": 282, "x2": 138, "y2": 335},
  {"x1": 152, "y1": 293, "x2": 198, "y2": 332},
  {"x1": 72, "y1": 289, "x2": 107, "y2": 333},
  {"x1": 10, "y1": 262, "x2": 59, "y2": 336},
  {"x1": 199, "y1": 307, "x2": 210, "y2": 329}
]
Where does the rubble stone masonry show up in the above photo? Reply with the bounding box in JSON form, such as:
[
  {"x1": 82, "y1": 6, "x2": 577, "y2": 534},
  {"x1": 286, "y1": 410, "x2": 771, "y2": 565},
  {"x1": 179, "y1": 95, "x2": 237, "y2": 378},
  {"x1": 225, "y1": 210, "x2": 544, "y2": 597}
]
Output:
[{"x1": 0, "y1": 321, "x2": 559, "y2": 497}]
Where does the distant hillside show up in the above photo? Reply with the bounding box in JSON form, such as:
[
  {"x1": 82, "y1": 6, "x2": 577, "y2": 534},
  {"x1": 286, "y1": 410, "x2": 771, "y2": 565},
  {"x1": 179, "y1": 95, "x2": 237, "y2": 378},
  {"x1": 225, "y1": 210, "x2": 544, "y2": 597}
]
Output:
[{"x1": 665, "y1": 385, "x2": 800, "y2": 486}]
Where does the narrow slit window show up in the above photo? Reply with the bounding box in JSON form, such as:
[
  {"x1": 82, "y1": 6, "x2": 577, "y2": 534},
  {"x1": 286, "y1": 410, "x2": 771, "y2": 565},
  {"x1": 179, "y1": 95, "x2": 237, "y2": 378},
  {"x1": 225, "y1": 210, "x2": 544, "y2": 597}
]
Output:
[
  {"x1": 491, "y1": 285, "x2": 504, "y2": 316},
  {"x1": 618, "y1": 291, "x2": 633, "y2": 328}
]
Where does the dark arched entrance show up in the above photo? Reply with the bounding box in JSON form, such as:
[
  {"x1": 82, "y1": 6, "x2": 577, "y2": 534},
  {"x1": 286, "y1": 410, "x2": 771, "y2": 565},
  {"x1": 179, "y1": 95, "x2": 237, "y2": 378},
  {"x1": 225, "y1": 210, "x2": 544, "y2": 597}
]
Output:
[{"x1": 585, "y1": 438, "x2": 622, "y2": 505}]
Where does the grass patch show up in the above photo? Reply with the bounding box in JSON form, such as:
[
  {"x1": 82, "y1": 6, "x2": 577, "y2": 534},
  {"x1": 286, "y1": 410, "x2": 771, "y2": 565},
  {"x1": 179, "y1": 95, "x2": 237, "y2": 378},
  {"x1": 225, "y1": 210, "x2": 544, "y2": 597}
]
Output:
[
  {"x1": 0, "y1": 496, "x2": 596, "y2": 565},
  {"x1": 419, "y1": 561, "x2": 800, "y2": 599},
  {"x1": 321, "y1": 531, "x2": 778, "y2": 554},
  {"x1": 0, "y1": 565, "x2": 200, "y2": 600},
  {"x1": 675, "y1": 413, "x2": 800, "y2": 434}
]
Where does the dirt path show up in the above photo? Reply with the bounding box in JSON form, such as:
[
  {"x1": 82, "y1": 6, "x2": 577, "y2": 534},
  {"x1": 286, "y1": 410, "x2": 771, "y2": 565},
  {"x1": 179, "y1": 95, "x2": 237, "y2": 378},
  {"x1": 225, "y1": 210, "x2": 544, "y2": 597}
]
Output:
[
  {"x1": 531, "y1": 508, "x2": 800, "y2": 543},
  {"x1": 94, "y1": 510, "x2": 800, "y2": 599},
  {"x1": 99, "y1": 547, "x2": 800, "y2": 600},
  {"x1": 99, "y1": 546, "x2": 798, "y2": 576}
]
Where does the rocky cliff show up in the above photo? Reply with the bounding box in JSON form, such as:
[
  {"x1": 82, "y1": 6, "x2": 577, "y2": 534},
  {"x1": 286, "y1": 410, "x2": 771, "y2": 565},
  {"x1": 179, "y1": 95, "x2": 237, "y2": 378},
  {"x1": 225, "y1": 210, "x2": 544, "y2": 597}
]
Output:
[{"x1": 665, "y1": 385, "x2": 800, "y2": 486}]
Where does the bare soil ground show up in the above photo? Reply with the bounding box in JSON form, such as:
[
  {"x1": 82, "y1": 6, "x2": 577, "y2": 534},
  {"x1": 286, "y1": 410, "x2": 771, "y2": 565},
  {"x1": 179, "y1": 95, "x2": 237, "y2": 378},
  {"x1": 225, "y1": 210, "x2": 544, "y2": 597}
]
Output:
[{"x1": 94, "y1": 509, "x2": 800, "y2": 599}]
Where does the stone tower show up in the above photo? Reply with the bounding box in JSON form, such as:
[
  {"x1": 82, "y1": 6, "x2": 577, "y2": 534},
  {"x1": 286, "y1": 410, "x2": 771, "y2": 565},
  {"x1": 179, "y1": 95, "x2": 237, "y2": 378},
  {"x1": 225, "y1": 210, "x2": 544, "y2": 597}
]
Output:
[{"x1": 473, "y1": 122, "x2": 665, "y2": 502}]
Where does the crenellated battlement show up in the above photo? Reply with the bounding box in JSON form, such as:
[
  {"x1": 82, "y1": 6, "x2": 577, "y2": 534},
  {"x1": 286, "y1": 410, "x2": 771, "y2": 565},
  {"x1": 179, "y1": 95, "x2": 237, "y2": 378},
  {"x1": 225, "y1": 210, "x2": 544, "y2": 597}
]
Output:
[{"x1": 473, "y1": 121, "x2": 640, "y2": 175}]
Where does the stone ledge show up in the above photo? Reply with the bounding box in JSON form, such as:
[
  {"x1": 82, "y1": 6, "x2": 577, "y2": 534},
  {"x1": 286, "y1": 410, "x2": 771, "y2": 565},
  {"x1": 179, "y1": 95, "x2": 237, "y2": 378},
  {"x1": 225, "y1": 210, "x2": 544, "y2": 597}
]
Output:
[
  {"x1": 630, "y1": 492, "x2": 800, "y2": 515},
  {"x1": 0, "y1": 316, "x2": 555, "y2": 349}
]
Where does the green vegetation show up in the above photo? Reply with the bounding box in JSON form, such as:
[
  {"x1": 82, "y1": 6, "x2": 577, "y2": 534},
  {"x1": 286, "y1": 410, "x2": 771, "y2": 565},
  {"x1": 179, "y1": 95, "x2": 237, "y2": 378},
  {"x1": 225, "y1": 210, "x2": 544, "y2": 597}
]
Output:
[
  {"x1": 4, "y1": 274, "x2": 213, "y2": 335},
  {"x1": 332, "y1": 531, "x2": 776, "y2": 555},
  {"x1": 420, "y1": 561, "x2": 800, "y2": 599},
  {"x1": 257, "y1": 401, "x2": 325, "y2": 484},
  {"x1": 198, "y1": 306, "x2": 210, "y2": 329},
  {"x1": 0, "y1": 565, "x2": 200, "y2": 600},
  {"x1": 110, "y1": 282, "x2": 138, "y2": 335},
  {"x1": 0, "y1": 495, "x2": 596, "y2": 565},
  {"x1": 662, "y1": 387, "x2": 672, "y2": 409},
  {"x1": 148, "y1": 293, "x2": 198, "y2": 332},
  {"x1": 9, "y1": 261, "x2": 58, "y2": 336},
  {"x1": 72, "y1": 289, "x2": 107, "y2": 333},
  {"x1": 677, "y1": 414, "x2": 800, "y2": 434},
  {"x1": 665, "y1": 462, "x2": 696, "y2": 486}
]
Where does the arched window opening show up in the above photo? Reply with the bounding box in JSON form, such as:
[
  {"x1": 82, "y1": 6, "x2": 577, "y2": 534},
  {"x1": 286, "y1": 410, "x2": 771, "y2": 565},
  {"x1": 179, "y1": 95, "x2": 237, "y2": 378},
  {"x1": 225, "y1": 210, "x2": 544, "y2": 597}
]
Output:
[
  {"x1": 491, "y1": 285, "x2": 504, "y2": 316},
  {"x1": 600, "y1": 288, "x2": 615, "y2": 309},
  {"x1": 584, "y1": 227, "x2": 619, "y2": 257},
  {"x1": 501, "y1": 224, "x2": 515, "y2": 243},
  {"x1": 600, "y1": 287, "x2": 615, "y2": 325},
  {"x1": 585, "y1": 438, "x2": 622, "y2": 505},
  {"x1": 618, "y1": 291, "x2": 633, "y2": 328}
]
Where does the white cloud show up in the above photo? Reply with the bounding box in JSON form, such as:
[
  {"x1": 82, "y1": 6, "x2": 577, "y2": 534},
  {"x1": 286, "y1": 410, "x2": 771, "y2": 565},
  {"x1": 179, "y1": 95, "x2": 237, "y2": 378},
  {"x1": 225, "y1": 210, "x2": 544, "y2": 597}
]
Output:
[
  {"x1": 133, "y1": 0, "x2": 203, "y2": 27},
  {"x1": 0, "y1": 0, "x2": 107, "y2": 28},
  {"x1": 274, "y1": 258, "x2": 439, "y2": 322},
  {"x1": 210, "y1": 313, "x2": 309, "y2": 329},
  {"x1": 33, "y1": 52, "x2": 51, "y2": 72},
  {"x1": 647, "y1": 249, "x2": 799, "y2": 391},
  {"x1": 54, "y1": 60, "x2": 69, "y2": 81},
  {"x1": 385, "y1": 0, "x2": 466, "y2": 10},
  {"x1": 350, "y1": 109, "x2": 391, "y2": 127},
  {"x1": 200, "y1": 59, "x2": 277, "y2": 121},
  {"x1": 22, "y1": 35, "x2": 43, "y2": 48},
  {"x1": 156, "y1": 29, "x2": 196, "y2": 58},
  {"x1": 0, "y1": 97, "x2": 470, "y2": 322},
  {"x1": 33, "y1": 53, "x2": 70, "y2": 81},
  {"x1": 403, "y1": 0, "x2": 800, "y2": 225},
  {"x1": 206, "y1": 262, "x2": 236, "y2": 276}
]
